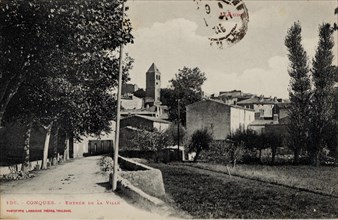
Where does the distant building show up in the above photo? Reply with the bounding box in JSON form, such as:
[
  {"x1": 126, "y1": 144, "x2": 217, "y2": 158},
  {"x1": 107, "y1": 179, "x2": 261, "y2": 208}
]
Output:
[
  {"x1": 121, "y1": 95, "x2": 143, "y2": 110},
  {"x1": 122, "y1": 83, "x2": 139, "y2": 95},
  {"x1": 186, "y1": 99, "x2": 255, "y2": 140},
  {"x1": 272, "y1": 102, "x2": 291, "y2": 121},
  {"x1": 120, "y1": 115, "x2": 170, "y2": 132},
  {"x1": 211, "y1": 90, "x2": 255, "y2": 105},
  {"x1": 145, "y1": 63, "x2": 161, "y2": 106},
  {"x1": 219, "y1": 90, "x2": 243, "y2": 97},
  {"x1": 249, "y1": 102, "x2": 290, "y2": 135},
  {"x1": 74, "y1": 121, "x2": 116, "y2": 156},
  {"x1": 237, "y1": 96, "x2": 278, "y2": 119}
]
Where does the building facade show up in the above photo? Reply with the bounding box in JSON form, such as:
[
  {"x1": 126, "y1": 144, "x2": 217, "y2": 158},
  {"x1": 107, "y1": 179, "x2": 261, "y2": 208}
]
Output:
[
  {"x1": 237, "y1": 96, "x2": 278, "y2": 119},
  {"x1": 121, "y1": 83, "x2": 139, "y2": 95},
  {"x1": 186, "y1": 99, "x2": 255, "y2": 140},
  {"x1": 121, "y1": 95, "x2": 143, "y2": 110}
]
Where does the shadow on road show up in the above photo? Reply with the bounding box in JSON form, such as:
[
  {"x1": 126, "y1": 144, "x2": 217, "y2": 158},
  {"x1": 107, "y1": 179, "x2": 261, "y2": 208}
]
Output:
[{"x1": 96, "y1": 181, "x2": 111, "y2": 190}]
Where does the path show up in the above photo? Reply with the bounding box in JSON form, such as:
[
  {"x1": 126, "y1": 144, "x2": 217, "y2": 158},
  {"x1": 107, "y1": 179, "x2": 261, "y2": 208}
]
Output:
[{"x1": 1, "y1": 156, "x2": 173, "y2": 219}]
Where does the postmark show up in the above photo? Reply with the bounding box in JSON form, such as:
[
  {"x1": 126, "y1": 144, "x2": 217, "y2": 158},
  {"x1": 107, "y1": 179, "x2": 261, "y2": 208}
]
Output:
[{"x1": 193, "y1": 0, "x2": 249, "y2": 48}]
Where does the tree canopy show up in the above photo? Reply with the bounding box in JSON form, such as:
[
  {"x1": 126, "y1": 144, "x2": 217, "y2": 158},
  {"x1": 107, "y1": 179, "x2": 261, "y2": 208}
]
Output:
[
  {"x1": 161, "y1": 67, "x2": 207, "y2": 125},
  {"x1": 284, "y1": 21, "x2": 311, "y2": 164},
  {"x1": 0, "y1": 0, "x2": 134, "y2": 169}
]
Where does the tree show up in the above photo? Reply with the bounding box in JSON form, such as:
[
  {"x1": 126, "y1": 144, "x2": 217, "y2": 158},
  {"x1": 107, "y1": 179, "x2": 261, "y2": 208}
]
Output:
[
  {"x1": 309, "y1": 23, "x2": 336, "y2": 166},
  {"x1": 333, "y1": 7, "x2": 338, "y2": 31},
  {"x1": 165, "y1": 122, "x2": 186, "y2": 146},
  {"x1": 131, "y1": 128, "x2": 170, "y2": 151},
  {"x1": 0, "y1": 0, "x2": 48, "y2": 127},
  {"x1": 133, "y1": 88, "x2": 146, "y2": 99},
  {"x1": 189, "y1": 128, "x2": 213, "y2": 162},
  {"x1": 284, "y1": 22, "x2": 312, "y2": 164},
  {"x1": 166, "y1": 67, "x2": 207, "y2": 125},
  {"x1": 1, "y1": 0, "x2": 134, "y2": 170}
]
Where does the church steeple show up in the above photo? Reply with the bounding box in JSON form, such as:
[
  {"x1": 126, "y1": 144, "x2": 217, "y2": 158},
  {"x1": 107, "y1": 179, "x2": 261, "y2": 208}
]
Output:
[{"x1": 145, "y1": 63, "x2": 161, "y2": 105}]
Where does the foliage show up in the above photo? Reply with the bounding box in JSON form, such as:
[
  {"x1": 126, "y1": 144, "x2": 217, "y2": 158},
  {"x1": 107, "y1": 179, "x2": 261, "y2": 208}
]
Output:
[
  {"x1": 133, "y1": 88, "x2": 146, "y2": 99},
  {"x1": 130, "y1": 128, "x2": 170, "y2": 151},
  {"x1": 309, "y1": 23, "x2": 336, "y2": 166},
  {"x1": 199, "y1": 141, "x2": 244, "y2": 167},
  {"x1": 0, "y1": 0, "x2": 134, "y2": 168},
  {"x1": 164, "y1": 67, "x2": 207, "y2": 125},
  {"x1": 1, "y1": 0, "x2": 134, "y2": 129},
  {"x1": 284, "y1": 21, "x2": 312, "y2": 164},
  {"x1": 164, "y1": 122, "x2": 186, "y2": 146},
  {"x1": 189, "y1": 128, "x2": 213, "y2": 161},
  {"x1": 227, "y1": 129, "x2": 284, "y2": 164}
]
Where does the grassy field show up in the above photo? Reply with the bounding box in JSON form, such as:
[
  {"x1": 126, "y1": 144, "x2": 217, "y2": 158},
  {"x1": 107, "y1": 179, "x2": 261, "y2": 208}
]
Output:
[
  {"x1": 186, "y1": 163, "x2": 338, "y2": 196},
  {"x1": 149, "y1": 163, "x2": 338, "y2": 219}
]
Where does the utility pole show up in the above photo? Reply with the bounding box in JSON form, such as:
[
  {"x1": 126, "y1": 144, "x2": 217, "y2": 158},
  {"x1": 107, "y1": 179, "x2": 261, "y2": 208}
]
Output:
[
  {"x1": 177, "y1": 98, "x2": 180, "y2": 161},
  {"x1": 112, "y1": 1, "x2": 125, "y2": 191}
]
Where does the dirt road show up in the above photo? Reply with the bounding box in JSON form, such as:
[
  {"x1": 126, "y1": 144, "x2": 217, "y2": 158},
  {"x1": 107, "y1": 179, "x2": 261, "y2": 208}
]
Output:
[{"x1": 0, "y1": 156, "x2": 172, "y2": 219}]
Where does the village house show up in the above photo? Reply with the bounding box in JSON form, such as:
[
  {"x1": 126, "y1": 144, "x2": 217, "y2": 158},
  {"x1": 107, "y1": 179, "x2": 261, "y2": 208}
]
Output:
[
  {"x1": 120, "y1": 115, "x2": 170, "y2": 132},
  {"x1": 121, "y1": 83, "x2": 139, "y2": 95},
  {"x1": 121, "y1": 94, "x2": 143, "y2": 110},
  {"x1": 237, "y1": 95, "x2": 279, "y2": 119},
  {"x1": 247, "y1": 101, "x2": 290, "y2": 134},
  {"x1": 186, "y1": 99, "x2": 255, "y2": 140}
]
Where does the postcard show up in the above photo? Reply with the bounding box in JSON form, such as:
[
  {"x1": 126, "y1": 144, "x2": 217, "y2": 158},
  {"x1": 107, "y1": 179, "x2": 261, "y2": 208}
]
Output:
[{"x1": 1, "y1": 0, "x2": 337, "y2": 219}]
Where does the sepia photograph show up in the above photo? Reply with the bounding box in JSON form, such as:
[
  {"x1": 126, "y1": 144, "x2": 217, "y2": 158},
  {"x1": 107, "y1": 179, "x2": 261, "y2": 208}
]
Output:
[{"x1": 0, "y1": 0, "x2": 338, "y2": 219}]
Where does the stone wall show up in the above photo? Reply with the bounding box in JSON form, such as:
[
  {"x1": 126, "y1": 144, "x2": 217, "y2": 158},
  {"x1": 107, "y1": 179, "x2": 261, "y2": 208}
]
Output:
[{"x1": 118, "y1": 156, "x2": 165, "y2": 198}]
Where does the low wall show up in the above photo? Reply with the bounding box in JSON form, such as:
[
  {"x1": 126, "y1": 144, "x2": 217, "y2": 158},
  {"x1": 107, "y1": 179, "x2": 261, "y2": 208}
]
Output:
[
  {"x1": 117, "y1": 156, "x2": 165, "y2": 198},
  {"x1": 0, "y1": 160, "x2": 43, "y2": 176}
]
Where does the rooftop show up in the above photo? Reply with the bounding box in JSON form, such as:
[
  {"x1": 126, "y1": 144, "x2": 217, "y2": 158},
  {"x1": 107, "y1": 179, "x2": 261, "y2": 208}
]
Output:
[
  {"x1": 237, "y1": 97, "x2": 277, "y2": 105},
  {"x1": 248, "y1": 120, "x2": 276, "y2": 126},
  {"x1": 122, "y1": 115, "x2": 170, "y2": 124},
  {"x1": 187, "y1": 99, "x2": 255, "y2": 111},
  {"x1": 146, "y1": 63, "x2": 161, "y2": 74}
]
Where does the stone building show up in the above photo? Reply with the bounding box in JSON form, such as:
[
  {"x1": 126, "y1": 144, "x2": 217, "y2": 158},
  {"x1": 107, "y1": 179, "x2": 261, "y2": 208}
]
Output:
[
  {"x1": 121, "y1": 95, "x2": 143, "y2": 110},
  {"x1": 145, "y1": 63, "x2": 161, "y2": 106},
  {"x1": 186, "y1": 99, "x2": 255, "y2": 140},
  {"x1": 120, "y1": 115, "x2": 170, "y2": 132},
  {"x1": 237, "y1": 96, "x2": 278, "y2": 119},
  {"x1": 122, "y1": 83, "x2": 139, "y2": 95}
]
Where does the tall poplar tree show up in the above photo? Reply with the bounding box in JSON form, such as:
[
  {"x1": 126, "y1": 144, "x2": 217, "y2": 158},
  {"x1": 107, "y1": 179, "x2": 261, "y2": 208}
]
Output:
[
  {"x1": 310, "y1": 23, "x2": 336, "y2": 166},
  {"x1": 284, "y1": 22, "x2": 312, "y2": 164}
]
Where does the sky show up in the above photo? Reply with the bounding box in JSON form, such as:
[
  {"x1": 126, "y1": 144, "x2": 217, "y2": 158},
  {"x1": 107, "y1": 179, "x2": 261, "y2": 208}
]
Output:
[{"x1": 124, "y1": 0, "x2": 338, "y2": 99}]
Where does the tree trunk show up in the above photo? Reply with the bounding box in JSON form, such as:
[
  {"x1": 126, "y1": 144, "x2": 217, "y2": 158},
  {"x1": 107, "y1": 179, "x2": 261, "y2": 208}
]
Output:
[
  {"x1": 21, "y1": 121, "x2": 32, "y2": 173},
  {"x1": 293, "y1": 148, "x2": 300, "y2": 165},
  {"x1": 0, "y1": 111, "x2": 4, "y2": 128},
  {"x1": 314, "y1": 150, "x2": 320, "y2": 167},
  {"x1": 232, "y1": 159, "x2": 237, "y2": 168},
  {"x1": 194, "y1": 150, "x2": 201, "y2": 162},
  {"x1": 41, "y1": 123, "x2": 53, "y2": 170},
  {"x1": 271, "y1": 146, "x2": 276, "y2": 165},
  {"x1": 64, "y1": 133, "x2": 70, "y2": 161},
  {"x1": 69, "y1": 134, "x2": 74, "y2": 159},
  {"x1": 259, "y1": 149, "x2": 262, "y2": 163},
  {"x1": 52, "y1": 125, "x2": 60, "y2": 166},
  {"x1": 0, "y1": 74, "x2": 23, "y2": 127}
]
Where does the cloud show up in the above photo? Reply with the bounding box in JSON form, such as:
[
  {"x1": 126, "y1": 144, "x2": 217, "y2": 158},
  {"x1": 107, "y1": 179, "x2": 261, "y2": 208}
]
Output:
[{"x1": 203, "y1": 56, "x2": 290, "y2": 98}]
